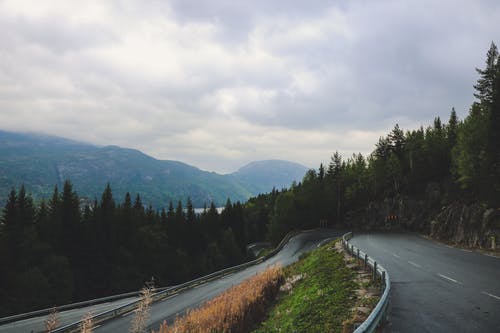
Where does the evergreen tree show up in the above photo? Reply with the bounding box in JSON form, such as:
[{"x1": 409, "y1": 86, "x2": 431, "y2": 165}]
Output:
[{"x1": 474, "y1": 42, "x2": 498, "y2": 106}]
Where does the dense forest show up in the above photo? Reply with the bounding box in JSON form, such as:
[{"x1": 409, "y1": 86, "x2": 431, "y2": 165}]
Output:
[
  {"x1": 0, "y1": 182, "x2": 267, "y2": 316},
  {"x1": 1, "y1": 42, "x2": 499, "y2": 316}
]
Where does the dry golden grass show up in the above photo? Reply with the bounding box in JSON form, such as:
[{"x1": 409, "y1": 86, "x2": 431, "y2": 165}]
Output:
[
  {"x1": 45, "y1": 307, "x2": 59, "y2": 333},
  {"x1": 130, "y1": 286, "x2": 153, "y2": 333},
  {"x1": 153, "y1": 265, "x2": 283, "y2": 333},
  {"x1": 79, "y1": 311, "x2": 94, "y2": 333}
]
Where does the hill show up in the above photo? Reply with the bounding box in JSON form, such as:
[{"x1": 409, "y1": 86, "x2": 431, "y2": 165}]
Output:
[
  {"x1": 0, "y1": 130, "x2": 307, "y2": 208},
  {"x1": 231, "y1": 160, "x2": 308, "y2": 194}
]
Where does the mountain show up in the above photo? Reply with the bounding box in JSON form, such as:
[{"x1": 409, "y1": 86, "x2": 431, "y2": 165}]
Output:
[
  {"x1": 0, "y1": 130, "x2": 308, "y2": 208},
  {"x1": 231, "y1": 160, "x2": 308, "y2": 194}
]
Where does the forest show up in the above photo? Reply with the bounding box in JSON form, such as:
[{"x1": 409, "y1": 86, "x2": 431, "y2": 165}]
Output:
[
  {"x1": 0, "y1": 42, "x2": 499, "y2": 316},
  {"x1": 0, "y1": 183, "x2": 266, "y2": 315}
]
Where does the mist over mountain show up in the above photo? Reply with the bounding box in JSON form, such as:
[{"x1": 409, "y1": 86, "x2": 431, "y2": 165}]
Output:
[{"x1": 0, "y1": 130, "x2": 307, "y2": 208}]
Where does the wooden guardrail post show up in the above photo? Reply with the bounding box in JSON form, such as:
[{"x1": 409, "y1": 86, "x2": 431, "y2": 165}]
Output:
[{"x1": 373, "y1": 261, "x2": 377, "y2": 282}]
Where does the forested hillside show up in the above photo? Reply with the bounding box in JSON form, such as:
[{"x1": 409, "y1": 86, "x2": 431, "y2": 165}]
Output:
[
  {"x1": 0, "y1": 132, "x2": 307, "y2": 208},
  {"x1": 245, "y1": 42, "x2": 500, "y2": 244}
]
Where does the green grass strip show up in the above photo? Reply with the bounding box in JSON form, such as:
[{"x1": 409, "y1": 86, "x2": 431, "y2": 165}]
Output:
[{"x1": 253, "y1": 240, "x2": 357, "y2": 333}]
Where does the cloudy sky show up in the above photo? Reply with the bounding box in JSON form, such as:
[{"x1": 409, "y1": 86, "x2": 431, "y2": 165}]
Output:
[{"x1": 0, "y1": 0, "x2": 498, "y2": 173}]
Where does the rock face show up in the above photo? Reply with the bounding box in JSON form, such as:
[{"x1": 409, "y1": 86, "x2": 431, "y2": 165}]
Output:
[
  {"x1": 345, "y1": 183, "x2": 443, "y2": 232},
  {"x1": 344, "y1": 182, "x2": 500, "y2": 249},
  {"x1": 431, "y1": 203, "x2": 500, "y2": 248}
]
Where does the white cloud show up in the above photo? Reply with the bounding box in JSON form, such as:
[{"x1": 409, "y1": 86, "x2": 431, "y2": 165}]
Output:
[{"x1": 0, "y1": 0, "x2": 499, "y2": 172}]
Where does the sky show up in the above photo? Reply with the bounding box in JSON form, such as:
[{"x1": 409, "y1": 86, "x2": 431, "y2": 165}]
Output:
[{"x1": 0, "y1": 0, "x2": 499, "y2": 173}]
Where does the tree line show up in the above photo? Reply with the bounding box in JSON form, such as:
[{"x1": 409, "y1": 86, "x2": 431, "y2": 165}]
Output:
[{"x1": 0, "y1": 182, "x2": 266, "y2": 316}]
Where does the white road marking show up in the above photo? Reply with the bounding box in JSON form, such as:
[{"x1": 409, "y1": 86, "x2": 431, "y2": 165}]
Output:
[
  {"x1": 482, "y1": 291, "x2": 500, "y2": 301},
  {"x1": 437, "y1": 273, "x2": 462, "y2": 284},
  {"x1": 391, "y1": 253, "x2": 400, "y2": 258},
  {"x1": 407, "y1": 261, "x2": 421, "y2": 268}
]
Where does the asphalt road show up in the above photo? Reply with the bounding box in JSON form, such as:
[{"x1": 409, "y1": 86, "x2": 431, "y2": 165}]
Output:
[
  {"x1": 349, "y1": 232, "x2": 500, "y2": 333},
  {"x1": 94, "y1": 229, "x2": 342, "y2": 332},
  {"x1": 0, "y1": 296, "x2": 139, "y2": 333}
]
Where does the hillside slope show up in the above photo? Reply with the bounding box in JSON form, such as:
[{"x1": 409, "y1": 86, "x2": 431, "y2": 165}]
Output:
[{"x1": 0, "y1": 130, "x2": 307, "y2": 207}]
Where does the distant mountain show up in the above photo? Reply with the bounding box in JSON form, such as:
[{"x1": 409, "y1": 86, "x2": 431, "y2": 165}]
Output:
[
  {"x1": 231, "y1": 160, "x2": 308, "y2": 194},
  {"x1": 0, "y1": 130, "x2": 308, "y2": 208}
]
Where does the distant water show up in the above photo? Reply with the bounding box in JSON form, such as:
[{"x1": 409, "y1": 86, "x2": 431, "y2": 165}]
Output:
[{"x1": 193, "y1": 207, "x2": 224, "y2": 214}]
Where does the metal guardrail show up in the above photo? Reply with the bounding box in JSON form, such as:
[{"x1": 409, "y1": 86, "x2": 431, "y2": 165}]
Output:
[
  {"x1": 46, "y1": 229, "x2": 304, "y2": 333},
  {"x1": 342, "y1": 232, "x2": 391, "y2": 333},
  {"x1": 0, "y1": 288, "x2": 173, "y2": 326}
]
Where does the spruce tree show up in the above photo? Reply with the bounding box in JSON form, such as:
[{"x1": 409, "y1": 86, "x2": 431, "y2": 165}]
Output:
[{"x1": 473, "y1": 42, "x2": 498, "y2": 106}]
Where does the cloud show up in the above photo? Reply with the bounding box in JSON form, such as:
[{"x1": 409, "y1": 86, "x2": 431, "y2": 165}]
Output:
[{"x1": 0, "y1": 0, "x2": 499, "y2": 172}]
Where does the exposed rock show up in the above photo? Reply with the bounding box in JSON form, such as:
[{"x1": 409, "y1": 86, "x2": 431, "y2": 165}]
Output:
[
  {"x1": 343, "y1": 182, "x2": 500, "y2": 249},
  {"x1": 431, "y1": 203, "x2": 500, "y2": 248}
]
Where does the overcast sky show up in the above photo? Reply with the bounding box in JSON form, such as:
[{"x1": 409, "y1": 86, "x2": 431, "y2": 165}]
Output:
[{"x1": 0, "y1": 1, "x2": 498, "y2": 173}]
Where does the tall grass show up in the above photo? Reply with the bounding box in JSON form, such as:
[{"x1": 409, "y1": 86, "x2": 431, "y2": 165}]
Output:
[
  {"x1": 79, "y1": 311, "x2": 94, "y2": 333},
  {"x1": 45, "y1": 307, "x2": 58, "y2": 333},
  {"x1": 130, "y1": 286, "x2": 153, "y2": 333},
  {"x1": 153, "y1": 265, "x2": 283, "y2": 333}
]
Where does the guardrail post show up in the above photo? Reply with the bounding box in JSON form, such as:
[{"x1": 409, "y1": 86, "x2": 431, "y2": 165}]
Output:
[
  {"x1": 373, "y1": 261, "x2": 377, "y2": 282},
  {"x1": 364, "y1": 254, "x2": 368, "y2": 270},
  {"x1": 356, "y1": 248, "x2": 360, "y2": 266},
  {"x1": 351, "y1": 244, "x2": 354, "y2": 255},
  {"x1": 381, "y1": 271, "x2": 386, "y2": 291}
]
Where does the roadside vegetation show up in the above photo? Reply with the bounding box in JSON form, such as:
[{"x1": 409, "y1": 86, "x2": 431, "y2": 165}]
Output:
[
  {"x1": 152, "y1": 266, "x2": 283, "y2": 333},
  {"x1": 150, "y1": 240, "x2": 381, "y2": 333},
  {"x1": 252, "y1": 239, "x2": 379, "y2": 333}
]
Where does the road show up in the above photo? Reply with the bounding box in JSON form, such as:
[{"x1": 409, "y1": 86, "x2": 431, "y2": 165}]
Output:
[
  {"x1": 0, "y1": 297, "x2": 139, "y2": 333},
  {"x1": 95, "y1": 229, "x2": 342, "y2": 332},
  {"x1": 0, "y1": 229, "x2": 341, "y2": 333},
  {"x1": 349, "y1": 232, "x2": 500, "y2": 333}
]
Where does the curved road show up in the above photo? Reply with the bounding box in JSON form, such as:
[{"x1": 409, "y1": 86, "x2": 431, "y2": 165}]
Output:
[
  {"x1": 0, "y1": 229, "x2": 341, "y2": 333},
  {"x1": 95, "y1": 229, "x2": 342, "y2": 332},
  {"x1": 350, "y1": 232, "x2": 500, "y2": 333}
]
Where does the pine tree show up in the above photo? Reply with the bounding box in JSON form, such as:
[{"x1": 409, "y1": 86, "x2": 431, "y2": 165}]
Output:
[
  {"x1": 388, "y1": 124, "x2": 406, "y2": 158},
  {"x1": 447, "y1": 108, "x2": 459, "y2": 149},
  {"x1": 474, "y1": 42, "x2": 498, "y2": 106}
]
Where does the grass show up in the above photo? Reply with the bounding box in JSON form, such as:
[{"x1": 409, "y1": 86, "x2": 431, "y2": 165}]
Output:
[
  {"x1": 153, "y1": 265, "x2": 283, "y2": 333},
  {"x1": 252, "y1": 240, "x2": 358, "y2": 333}
]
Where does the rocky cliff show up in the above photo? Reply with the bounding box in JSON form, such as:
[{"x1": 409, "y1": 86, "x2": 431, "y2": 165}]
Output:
[{"x1": 345, "y1": 183, "x2": 499, "y2": 249}]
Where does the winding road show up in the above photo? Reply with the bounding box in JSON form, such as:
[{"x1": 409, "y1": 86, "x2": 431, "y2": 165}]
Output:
[
  {"x1": 350, "y1": 232, "x2": 500, "y2": 332},
  {"x1": 0, "y1": 229, "x2": 342, "y2": 333},
  {"x1": 4, "y1": 230, "x2": 498, "y2": 332}
]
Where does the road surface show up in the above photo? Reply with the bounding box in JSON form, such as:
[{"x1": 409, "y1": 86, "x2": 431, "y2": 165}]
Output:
[{"x1": 349, "y1": 232, "x2": 500, "y2": 333}]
